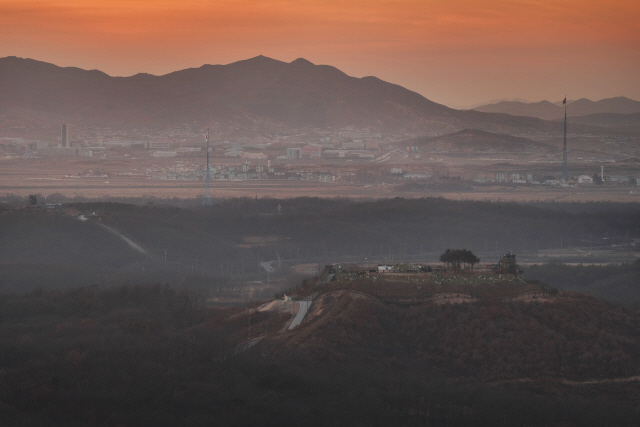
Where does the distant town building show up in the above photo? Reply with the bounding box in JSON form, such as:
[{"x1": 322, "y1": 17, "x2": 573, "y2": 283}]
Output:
[
  {"x1": 301, "y1": 145, "x2": 322, "y2": 159},
  {"x1": 148, "y1": 141, "x2": 172, "y2": 149},
  {"x1": 404, "y1": 173, "x2": 431, "y2": 180},
  {"x1": 61, "y1": 124, "x2": 68, "y2": 148},
  {"x1": 243, "y1": 152, "x2": 268, "y2": 160},
  {"x1": 37, "y1": 147, "x2": 77, "y2": 157},
  {"x1": 609, "y1": 175, "x2": 631, "y2": 184},
  {"x1": 224, "y1": 150, "x2": 243, "y2": 157},
  {"x1": 151, "y1": 151, "x2": 177, "y2": 158},
  {"x1": 342, "y1": 140, "x2": 365, "y2": 149},
  {"x1": 365, "y1": 140, "x2": 379, "y2": 149},
  {"x1": 377, "y1": 265, "x2": 393, "y2": 273},
  {"x1": 577, "y1": 175, "x2": 594, "y2": 184},
  {"x1": 319, "y1": 150, "x2": 338, "y2": 158},
  {"x1": 286, "y1": 148, "x2": 302, "y2": 159}
]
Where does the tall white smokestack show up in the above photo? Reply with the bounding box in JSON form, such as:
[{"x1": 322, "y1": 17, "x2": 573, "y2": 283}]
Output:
[{"x1": 601, "y1": 165, "x2": 604, "y2": 180}]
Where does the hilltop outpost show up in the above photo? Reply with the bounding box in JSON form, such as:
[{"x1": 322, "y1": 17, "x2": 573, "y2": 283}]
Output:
[
  {"x1": 280, "y1": 251, "x2": 535, "y2": 310},
  {"x1": 321, "y1": 251, "x2": 524, "y2": 286}
]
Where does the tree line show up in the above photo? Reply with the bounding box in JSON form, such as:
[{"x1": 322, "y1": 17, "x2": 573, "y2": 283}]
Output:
[{"x1": 439, "y1": 248, "x2": 481, "y2": 271}]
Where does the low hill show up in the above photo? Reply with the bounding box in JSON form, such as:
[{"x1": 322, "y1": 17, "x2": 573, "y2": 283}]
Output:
[
  {"x1": 2, "y1": 280, "x2": 638, "y2": 426},
  {"x1": 403, "y1": 128, "x2": 552, "y2": 153},
  {"x1": 559, "y1": 112, "x2": 640, "y2": 132},
  {"x1": 474, "y1": 100, "x2": 562, "y2": 120},
  {"x1": 473, "y1": 96, "x2": 640, "y2": 121},
  {"x1": 265, "y1": 284, "x2": 639, "y2": 379}
]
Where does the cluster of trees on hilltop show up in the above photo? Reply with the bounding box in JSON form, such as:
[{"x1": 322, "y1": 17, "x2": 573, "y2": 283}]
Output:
[{"x1": 439, "y1": 248, "x2": 481, "y2": 271}]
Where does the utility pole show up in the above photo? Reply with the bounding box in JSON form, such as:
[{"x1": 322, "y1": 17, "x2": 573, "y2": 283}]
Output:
[{"x1": 203, "y1": 129, "x2": 213, "y2": 206}]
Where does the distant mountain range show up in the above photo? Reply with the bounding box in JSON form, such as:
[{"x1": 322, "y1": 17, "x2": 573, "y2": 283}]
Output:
[
  {"x1": 451, "y1": 98, "x2": 531, "y2": 110},
  {"x1": 473, "y1": 97, "x2": 640, "y2": 121},
  {"x1": 0, "y1": 56, "x2": 592, "y2": 135}
]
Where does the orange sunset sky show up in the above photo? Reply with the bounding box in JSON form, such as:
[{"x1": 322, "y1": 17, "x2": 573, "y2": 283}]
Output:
[{"x1": 1, "y1": 0, "x2": 639, "y2": 107}]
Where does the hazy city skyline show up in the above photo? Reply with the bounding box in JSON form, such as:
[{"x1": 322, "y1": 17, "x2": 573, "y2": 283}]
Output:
[{"x1": 2, "y1": 0, "x2": 639, "y2": 108}]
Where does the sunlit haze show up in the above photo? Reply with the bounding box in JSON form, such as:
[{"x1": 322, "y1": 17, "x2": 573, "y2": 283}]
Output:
[{"x1": 1, "y1": 0, "x2": 639, "y2": 106}]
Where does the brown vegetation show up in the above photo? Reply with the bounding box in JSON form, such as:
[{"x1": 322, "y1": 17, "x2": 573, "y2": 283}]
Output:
[{"x1": 1, "y1": 280, "x2": 639, "y2": 426}]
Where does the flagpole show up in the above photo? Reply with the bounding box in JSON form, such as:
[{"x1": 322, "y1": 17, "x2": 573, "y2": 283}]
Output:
[{"x1": 561, "y1": 96, "x2": 568, "y2": 181}]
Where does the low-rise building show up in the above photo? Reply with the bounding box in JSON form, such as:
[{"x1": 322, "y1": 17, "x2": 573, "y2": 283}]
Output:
[
  {"x1": 610, "y1": 175, "x2": 631, "y2": 184},
  {"x1": 148, "y1": 141, "x2": 172, "y2": 149},
  {"x1": 286, "y1": 148, "x2": 302, "y2": 159},
  {"x1": 377, "y1": 265, "x2": 393, "y2": 273},
  {"x1": 301, "y1": 145, "x2": 322, "y2": 159},
  {"x1": 342, "y1": 140, "x2": 365, "y2": 149},
  {"x1": 151, "y1": 151, "x2": 177, "y2": 158},
  {"x1": 36, "y1": 147, "x2": 78, "y2": 157}
]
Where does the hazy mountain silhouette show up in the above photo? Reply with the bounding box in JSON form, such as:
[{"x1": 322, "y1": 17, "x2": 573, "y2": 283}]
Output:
[
  {"x1": 452, "y1": 97, "x2": 530, "y2": 110},
  {"x1": 473, "y1": 97, "x2": 640, "y2": 120},
  {"x1": 0, "y1": 56, "x2": 604, "y2": 134}
]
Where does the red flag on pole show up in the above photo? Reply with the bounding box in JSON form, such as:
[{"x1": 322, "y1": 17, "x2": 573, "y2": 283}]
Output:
[{"x1": 562, "y1": 97, "x2": 566, "y2": 105}]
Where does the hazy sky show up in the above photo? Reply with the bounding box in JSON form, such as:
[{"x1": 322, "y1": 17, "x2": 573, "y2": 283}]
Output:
[{"x1": 1, "y1": 0, "x2": 639, "y2": 107}]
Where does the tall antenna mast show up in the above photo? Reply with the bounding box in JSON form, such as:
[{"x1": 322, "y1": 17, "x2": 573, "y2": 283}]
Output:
[
  {"x1": 202, "y1": 129, "x2": 213, "y2": 206},
  {"x1": 561, "y1": 96, "x2": 569, "y2": 181}
]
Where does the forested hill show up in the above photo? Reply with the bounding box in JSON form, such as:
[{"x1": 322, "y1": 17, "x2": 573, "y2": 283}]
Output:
[
  {"x1": 261, "y1": 285, "x2": 640, "y2": 382},
  {"x1": 1, "y1": 282, "x2": 639, "y2": 426}
]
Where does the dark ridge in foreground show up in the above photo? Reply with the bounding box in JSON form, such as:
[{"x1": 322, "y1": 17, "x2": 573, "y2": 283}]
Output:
[{"x1": 1, "y1": 280, "x2": 639, "y2": 426}]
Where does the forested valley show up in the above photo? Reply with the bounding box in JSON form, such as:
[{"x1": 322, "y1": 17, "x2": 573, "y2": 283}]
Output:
[
  {"x1": 1, "y1": 196, "x2": 640, "y2": 425},
  {"x1": 1, "y1": 195, "x2": 639, "y2": 294}
]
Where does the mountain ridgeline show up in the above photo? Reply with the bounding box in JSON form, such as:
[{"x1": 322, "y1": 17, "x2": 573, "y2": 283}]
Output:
[
  {"x1": 0, "y1": 55, "x2": 596, "y2": 134},
  {"x1": 473, "y1": 97, "x2": 640, "y2": 121}
]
